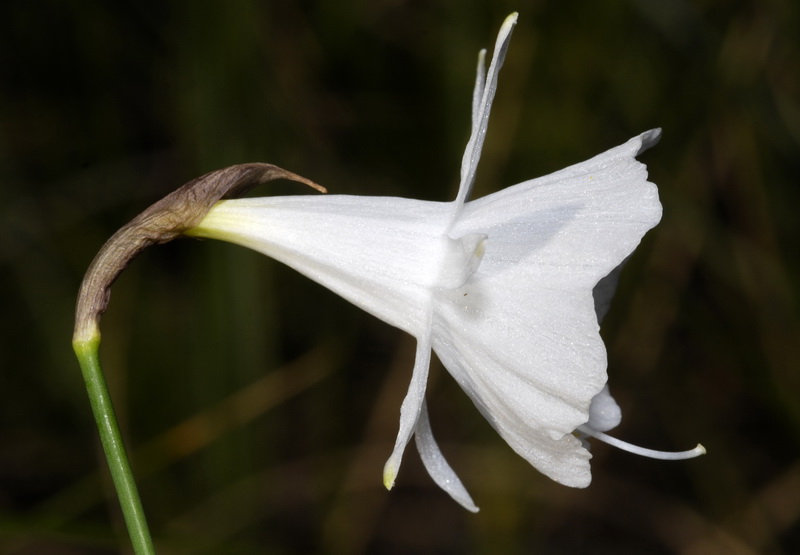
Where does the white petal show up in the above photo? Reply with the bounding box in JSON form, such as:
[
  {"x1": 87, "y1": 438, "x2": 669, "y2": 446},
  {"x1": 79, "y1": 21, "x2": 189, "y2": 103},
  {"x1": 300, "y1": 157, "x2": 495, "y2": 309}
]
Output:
[
  {"x1": 593, "y1": 259, "x2": 627, "y2": 323},
  {"x1": 431, "y1": 130, "x2": 662, "y2": 487},
  {"x1": 433, "y1": 285, "x2": 600, "y2": 487},
  {"x1": 454, "y1": 12, "x2": 518, "y2": 210},
  {"x1": 414, "y1": 399, "x2": 478, "y2": 512},
  {"x1": 471, "y1": 49, "x2": 487, "y2": 134},
  {"x1": 191, "y1": 195, "x2": 453, "y2": 337},
  {"x1": 383, "y1": 331, "x2": 433, "y2": 490},
  {"x1": 454, "y1": 130, "x2": 663, "y2": 288}
]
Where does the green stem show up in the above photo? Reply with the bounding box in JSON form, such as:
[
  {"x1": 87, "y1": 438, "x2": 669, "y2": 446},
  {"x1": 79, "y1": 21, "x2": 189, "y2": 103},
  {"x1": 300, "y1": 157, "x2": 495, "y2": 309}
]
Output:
[{"x1": 73, "y1": 337, "x2": 155, "y2": 554}]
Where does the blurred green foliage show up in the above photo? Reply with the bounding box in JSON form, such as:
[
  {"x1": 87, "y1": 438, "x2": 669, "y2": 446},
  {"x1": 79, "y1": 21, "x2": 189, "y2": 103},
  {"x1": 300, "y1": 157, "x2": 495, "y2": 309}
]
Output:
[{"x1": 1, "y1": 1, "x2": 799, "y2": 553}]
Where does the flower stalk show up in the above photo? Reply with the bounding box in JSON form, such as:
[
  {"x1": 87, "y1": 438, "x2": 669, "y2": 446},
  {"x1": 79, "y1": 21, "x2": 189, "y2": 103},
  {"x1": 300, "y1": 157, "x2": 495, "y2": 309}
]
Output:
[{"x1": 72, "y1": 338, "x2": 154, "y2": 555}]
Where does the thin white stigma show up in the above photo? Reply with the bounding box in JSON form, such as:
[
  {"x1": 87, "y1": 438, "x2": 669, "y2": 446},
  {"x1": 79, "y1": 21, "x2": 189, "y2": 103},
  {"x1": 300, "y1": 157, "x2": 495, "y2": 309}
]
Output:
[{"x1": 576, "y1": 424, "x2": 706, "y2": 460}]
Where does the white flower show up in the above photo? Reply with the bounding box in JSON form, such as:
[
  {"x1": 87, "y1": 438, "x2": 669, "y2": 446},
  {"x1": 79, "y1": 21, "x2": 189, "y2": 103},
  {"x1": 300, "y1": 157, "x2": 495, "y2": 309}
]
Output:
[{"x1": 187, "y1": 12, "x2": 703, "y2": 511}]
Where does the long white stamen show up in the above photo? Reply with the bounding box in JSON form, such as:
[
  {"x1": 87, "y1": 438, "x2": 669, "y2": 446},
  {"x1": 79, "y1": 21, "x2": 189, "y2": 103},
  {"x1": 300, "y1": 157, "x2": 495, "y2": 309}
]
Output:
[{"x1": 577, "y1": 425, "x2": 706, "y2": 460}]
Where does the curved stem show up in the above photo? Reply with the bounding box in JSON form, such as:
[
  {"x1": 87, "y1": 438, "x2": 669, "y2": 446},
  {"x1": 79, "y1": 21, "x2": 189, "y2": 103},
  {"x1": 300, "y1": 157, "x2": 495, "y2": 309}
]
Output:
[{"x1": 74, "y1": 337, "x2": 155, "y2": 555}]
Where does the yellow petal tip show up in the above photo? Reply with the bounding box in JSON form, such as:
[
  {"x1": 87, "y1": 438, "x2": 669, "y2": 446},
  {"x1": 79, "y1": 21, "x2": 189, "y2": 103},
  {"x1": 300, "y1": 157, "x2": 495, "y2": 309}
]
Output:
[{"x1": 383, "y1": 466, "x2": 396, "y2": 490}]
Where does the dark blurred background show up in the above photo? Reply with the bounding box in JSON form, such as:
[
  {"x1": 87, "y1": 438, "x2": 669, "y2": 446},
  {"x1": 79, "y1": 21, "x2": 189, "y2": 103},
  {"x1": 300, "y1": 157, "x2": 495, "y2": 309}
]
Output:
[{"x1": 1, "y1": 1, "x2": 799, "y2": 553}]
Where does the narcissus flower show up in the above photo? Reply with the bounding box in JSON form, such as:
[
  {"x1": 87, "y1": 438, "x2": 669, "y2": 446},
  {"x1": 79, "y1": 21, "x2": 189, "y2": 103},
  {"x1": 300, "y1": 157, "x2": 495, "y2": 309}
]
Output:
[{"x1": 187, "y1": 12, "x2": 703, "y2": 511}]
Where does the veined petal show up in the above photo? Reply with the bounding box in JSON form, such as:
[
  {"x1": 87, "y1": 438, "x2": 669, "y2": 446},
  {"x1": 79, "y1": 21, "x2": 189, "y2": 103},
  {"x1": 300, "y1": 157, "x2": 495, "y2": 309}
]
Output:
[
  {"x1": 431, "y1": 130, "x2": 663, "y2": 487},
  {"x1": 414, "y1": 399, "x2": 478, "y2": 512},
  {"x1": 454, "y1": 12, "x2": 518, "y2": 211},
  {"x1": 471, "y1": 49, "x2": 487, "y2": 132},
  {"x1": 453, "y1": 130, "x2": 663, "y2": 288},
  {"x1": 593, "y1": 259, "x2": 627, "y2": 323},
  {"x1": 432, "y1": 285, "x2": 601, "y2": 487},
  {"x1": 383, "y1": 330, "x2": 433, "y2": 490},
  {"x1": 189, "y1": 195, "x2": 453, "y2": 336}
]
